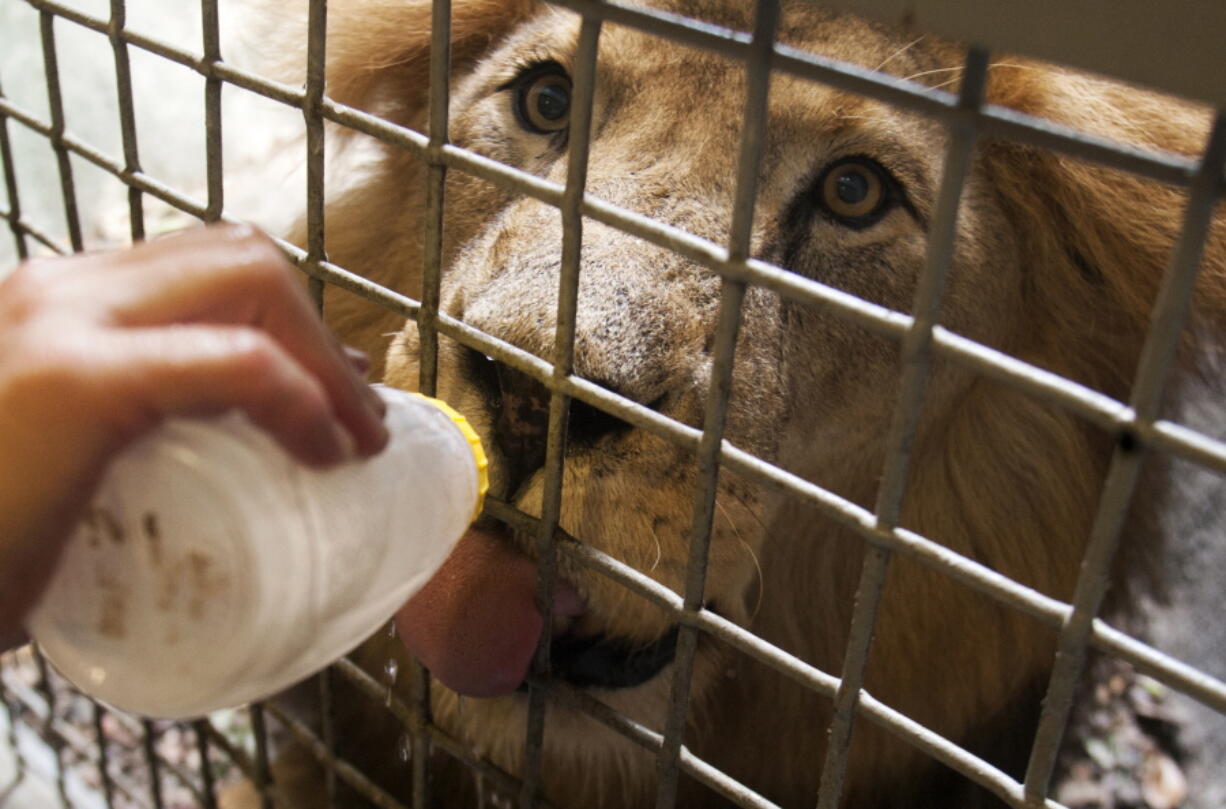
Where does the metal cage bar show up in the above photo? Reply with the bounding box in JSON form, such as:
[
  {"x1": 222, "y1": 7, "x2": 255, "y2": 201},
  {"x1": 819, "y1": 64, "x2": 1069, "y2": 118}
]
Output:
[
  {"x1": 310, "y1": 256, "x2": 1226, "y2": 723},
  {"x1": 304, "y1": 0, "x2": 329, "y2": 313},
  {"x1": 8, "y1": 679, "x2": 156, "y2": 807},
  {"x1": 6, "y1": 68, "x2": 1224, "y2": 497},
  {"x1": 5, "y1": 1, "x2": 1226, "y2": 477},
  {"x1": 0, "y1": 214, "x2": 67, "y2": 256},
  {"x1": 815, "y1": 46, "x2": 990, "y2": 809},
  {"x1": 194, "y1": 718, "x2": 276, "y2": 802},
  {"x1": 107, "y1": 0, "x2": 145, "y2": 243},
  {"x1": 0, "y1": 664, "x2": 25, "y2": 798},
  {"x1": 99, "y1": 708, "x2": 207, "y2": 806},
  {"x1": 0, "y1": 97, "x2": 211, "y2": 220},
  {"x1": 0, "y1": 75, "x2": 31, "y2": 261},
  {"x1": 206, "y1": 224, "x2": 1215, "y2": 729},
  {"x1": 494, "y1": 488, "x2": 1216, "y2": 809},
  {"x1": 37, "y1": 9, "x2": 83, "y2": 253},
  {"x1": 248, "y1": 703, "x2": 275, "y2": 809},
  {"x1": 17, "y1": 0, "x2": 1218, "y2": 193},
  {"x1": 139, "y1": 719, "x2": 165, "y2": 809},
  {"x1": 303, "y1": 6, "x2": 341, "y2": 800},
  {"x1": 255, "y1": 196, "x2": 1221, "y2": 728},
  {"x1": 655, "y1": 1, "x2": 778, "y2": 807},
  {"x1": 328, "y1": 656, "x2": 557, "y2": 809},
  {"x1": 92, "y1": 703, "x2": 117, "y2": 808},
  {"x1": 408, "y1": 0, "x2": 457, "y2": 804},
  {"x1": 31, "y1": 647, "x2": 70, "y2": 808},
  {"x1": 192, "y1": 719, "x2": 219, "y2": 809},
  {"x1": 519, "y1": 12, "x2": 603, "y2": 808},
  {"x1": 408, "y1": 648, "x2": 432, "y2": 809},
  {"x1": 201, "y1": 0, "x2": 224, "y2": 223},
  {"x1": 544, "y1": 0, "x2": 1218, "y2": 191},
  {"x1": 3, "y1": 0, "x2": 1226, "y2": 808},
  {"x1": 3, "y1": 666, "x2": 162, "y2": 808},
  {"x1": 417, "y1": 0, "x2": 452, "y2": 400},
  {"x1": 263, "y1": 699, "x2": 412, "y2": 809},
  {"x1": 1023, "y1": 112, "x2": 1226, "y2": 801},
  {"x1": 319, "y1": 667, "x2": 341, "y2": 807},
  {"x1": 541, "y1": 677, "x2": 781, "y2": 809}
]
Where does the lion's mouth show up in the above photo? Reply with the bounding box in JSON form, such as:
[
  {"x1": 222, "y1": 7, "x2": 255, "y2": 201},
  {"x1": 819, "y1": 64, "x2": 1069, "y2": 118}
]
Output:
[
  {"x1": 540, "y1": 625, "x2": 681, "y2": 691},
  {"x1": 398, "y1": 524, "x2": 687, "y2": 698}
]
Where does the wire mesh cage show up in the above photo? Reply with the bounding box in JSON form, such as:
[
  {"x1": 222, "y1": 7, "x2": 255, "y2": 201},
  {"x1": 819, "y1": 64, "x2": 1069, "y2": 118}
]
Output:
[{"x1": 2, "y1": 1, "x2": 1225, "y2": 809}]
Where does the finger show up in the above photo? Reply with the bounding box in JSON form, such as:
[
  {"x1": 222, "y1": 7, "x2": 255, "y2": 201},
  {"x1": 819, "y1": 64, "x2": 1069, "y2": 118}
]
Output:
[
  {"x1": 341, "y1": 346, "x2": 386, "y2": 416},
  {"x1": 100, "y1": 225, "x2": 388, "y2": 454},
  {"x1": 93, "y1": 325, "x2": 355, "y2": 467},
  {"x1": 102, "y1": 225, "x2": 308, "y2": 322},
  {"x1": 258, "y1": 302, "x2": 390, "y2": 452}
]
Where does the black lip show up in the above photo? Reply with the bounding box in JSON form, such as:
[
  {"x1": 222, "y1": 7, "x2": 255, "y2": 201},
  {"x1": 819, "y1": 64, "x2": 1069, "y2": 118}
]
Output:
[{"x1": 523, "y1": 626, "x2": 681, "y2": 691}]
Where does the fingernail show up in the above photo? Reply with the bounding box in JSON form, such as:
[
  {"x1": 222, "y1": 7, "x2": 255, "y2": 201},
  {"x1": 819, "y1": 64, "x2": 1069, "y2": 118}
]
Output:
[
  {"x1": 335, "y1": 423, "x2": 358, "y2": 460},
  {"x1": 363, "y1": 382, "x2": 388, "y2": 419},
  {"x1": 307, "y1": 420, "x2": 351, "y2": 466},
  {"x1": 366, "y1": 417, "x2": 390, "y2": 455},
  {"x1": 343, "y1": 345, "x2": 370, "y2": 376},
  {"x1": 345, "y1": 383, "x2": 388, "y2": 457}
]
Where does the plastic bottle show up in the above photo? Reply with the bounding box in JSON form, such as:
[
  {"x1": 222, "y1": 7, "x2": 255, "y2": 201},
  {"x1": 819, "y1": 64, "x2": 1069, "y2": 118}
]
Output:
[{"x1": 27, "y1": 385, "x2": 487, "y2": 719}]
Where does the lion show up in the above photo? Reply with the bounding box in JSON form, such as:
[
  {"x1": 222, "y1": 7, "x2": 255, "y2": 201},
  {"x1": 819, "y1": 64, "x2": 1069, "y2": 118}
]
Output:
[{"x1": 234, "y1": 1, "x2": 1226, "y2": 807}]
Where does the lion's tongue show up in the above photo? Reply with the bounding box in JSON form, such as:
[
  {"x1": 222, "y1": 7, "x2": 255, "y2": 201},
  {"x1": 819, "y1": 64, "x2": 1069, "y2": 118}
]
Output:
[{"x1": 393, "y1": 526, "x2": 583, "y2": 698}]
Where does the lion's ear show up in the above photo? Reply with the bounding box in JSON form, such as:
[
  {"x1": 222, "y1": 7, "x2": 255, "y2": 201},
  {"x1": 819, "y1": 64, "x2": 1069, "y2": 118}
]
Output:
[
  {"x1": 984, "y1": 64, "x2": 1226, "y2": 347},
  {"x1": 322, "y1": 0, "x2": 538, "y2": 115}
]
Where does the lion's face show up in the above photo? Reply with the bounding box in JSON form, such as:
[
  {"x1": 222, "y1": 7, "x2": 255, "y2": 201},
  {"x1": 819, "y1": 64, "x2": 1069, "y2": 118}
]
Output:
[
  {"x1": 379, "y1": 1, "x2": 1028, "y2": 767},
  {"x1": 299, "y1": 0, "x2": 1226, "y2": 802}
]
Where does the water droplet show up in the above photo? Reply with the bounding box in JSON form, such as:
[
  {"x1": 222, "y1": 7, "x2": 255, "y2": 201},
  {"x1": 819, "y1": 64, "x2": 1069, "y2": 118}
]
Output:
[
  {"x1": 384, "y1": 658, "x2": 400, "y2": 706},
  {"x1": 475, "y1": 772, "x2": 487, "y2": 809},
  {"x1": 397, "y1": 732, "x2": 412, "y2": 763},
  {"x1": 387, "y1": 620, "x2": 397, "y2": 640}
]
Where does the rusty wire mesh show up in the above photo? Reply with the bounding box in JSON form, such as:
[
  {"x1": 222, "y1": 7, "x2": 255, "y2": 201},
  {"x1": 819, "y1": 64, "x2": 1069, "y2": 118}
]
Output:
[{"x1": 1, "y1": 1, "x2": 1225, "y2": 808}]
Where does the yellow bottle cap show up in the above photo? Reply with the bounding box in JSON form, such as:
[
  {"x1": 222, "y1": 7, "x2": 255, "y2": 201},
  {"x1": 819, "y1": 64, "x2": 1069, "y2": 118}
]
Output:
[{"x1": 410, "y1": 394, "x2": 489, "y2": 523}]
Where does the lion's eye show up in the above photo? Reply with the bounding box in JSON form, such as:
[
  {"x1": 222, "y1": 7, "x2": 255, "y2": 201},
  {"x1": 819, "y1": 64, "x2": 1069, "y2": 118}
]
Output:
[
  {"x1": 512, "y1": 64, "x2": 572, "y2": 135},
  {"x1": 817, "y1": 158, "x2": 894, "y2": 226}
]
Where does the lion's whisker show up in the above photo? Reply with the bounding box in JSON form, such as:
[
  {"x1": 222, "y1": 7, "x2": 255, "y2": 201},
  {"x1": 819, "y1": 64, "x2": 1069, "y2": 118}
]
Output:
[
  {"x1": 900, "y1": 65, "x2": 963, "y2": 83},
  {"x1": 724, "y1": 486, "x2": 769, "y2": 534},
  {"x1": 989, "y1": 61, "x2": 1046, "y2": 73},
  {"x1": 647, "y1": 522, "x2": 663, "y2": 573},
  {"x1": 716, "y1": 498, "x2": 764, "y2": 621},
  {"x1": 873, "y1": 35, "x2": 925, "y2": 73}
]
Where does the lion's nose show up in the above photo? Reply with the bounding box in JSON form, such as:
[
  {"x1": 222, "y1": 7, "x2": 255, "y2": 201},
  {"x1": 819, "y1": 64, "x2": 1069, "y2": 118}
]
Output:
[
  {"x1": 486, "y1": 358, "x2": 633, "y2": 497},
  {"x1": 492, "y1": 362, "x2": 551, "y2": 497}
]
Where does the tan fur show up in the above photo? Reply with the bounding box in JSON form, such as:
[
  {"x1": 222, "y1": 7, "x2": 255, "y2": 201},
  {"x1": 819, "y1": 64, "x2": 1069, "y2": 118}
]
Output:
[{"x1": 264, "y1": 2, "x2": 1226, "y2": 807}]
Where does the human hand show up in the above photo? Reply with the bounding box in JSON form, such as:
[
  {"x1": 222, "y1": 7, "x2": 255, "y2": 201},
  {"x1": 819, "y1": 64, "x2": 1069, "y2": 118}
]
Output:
[{"x1": 0, "y1": 224, "x2": 388, "y2": 644}]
